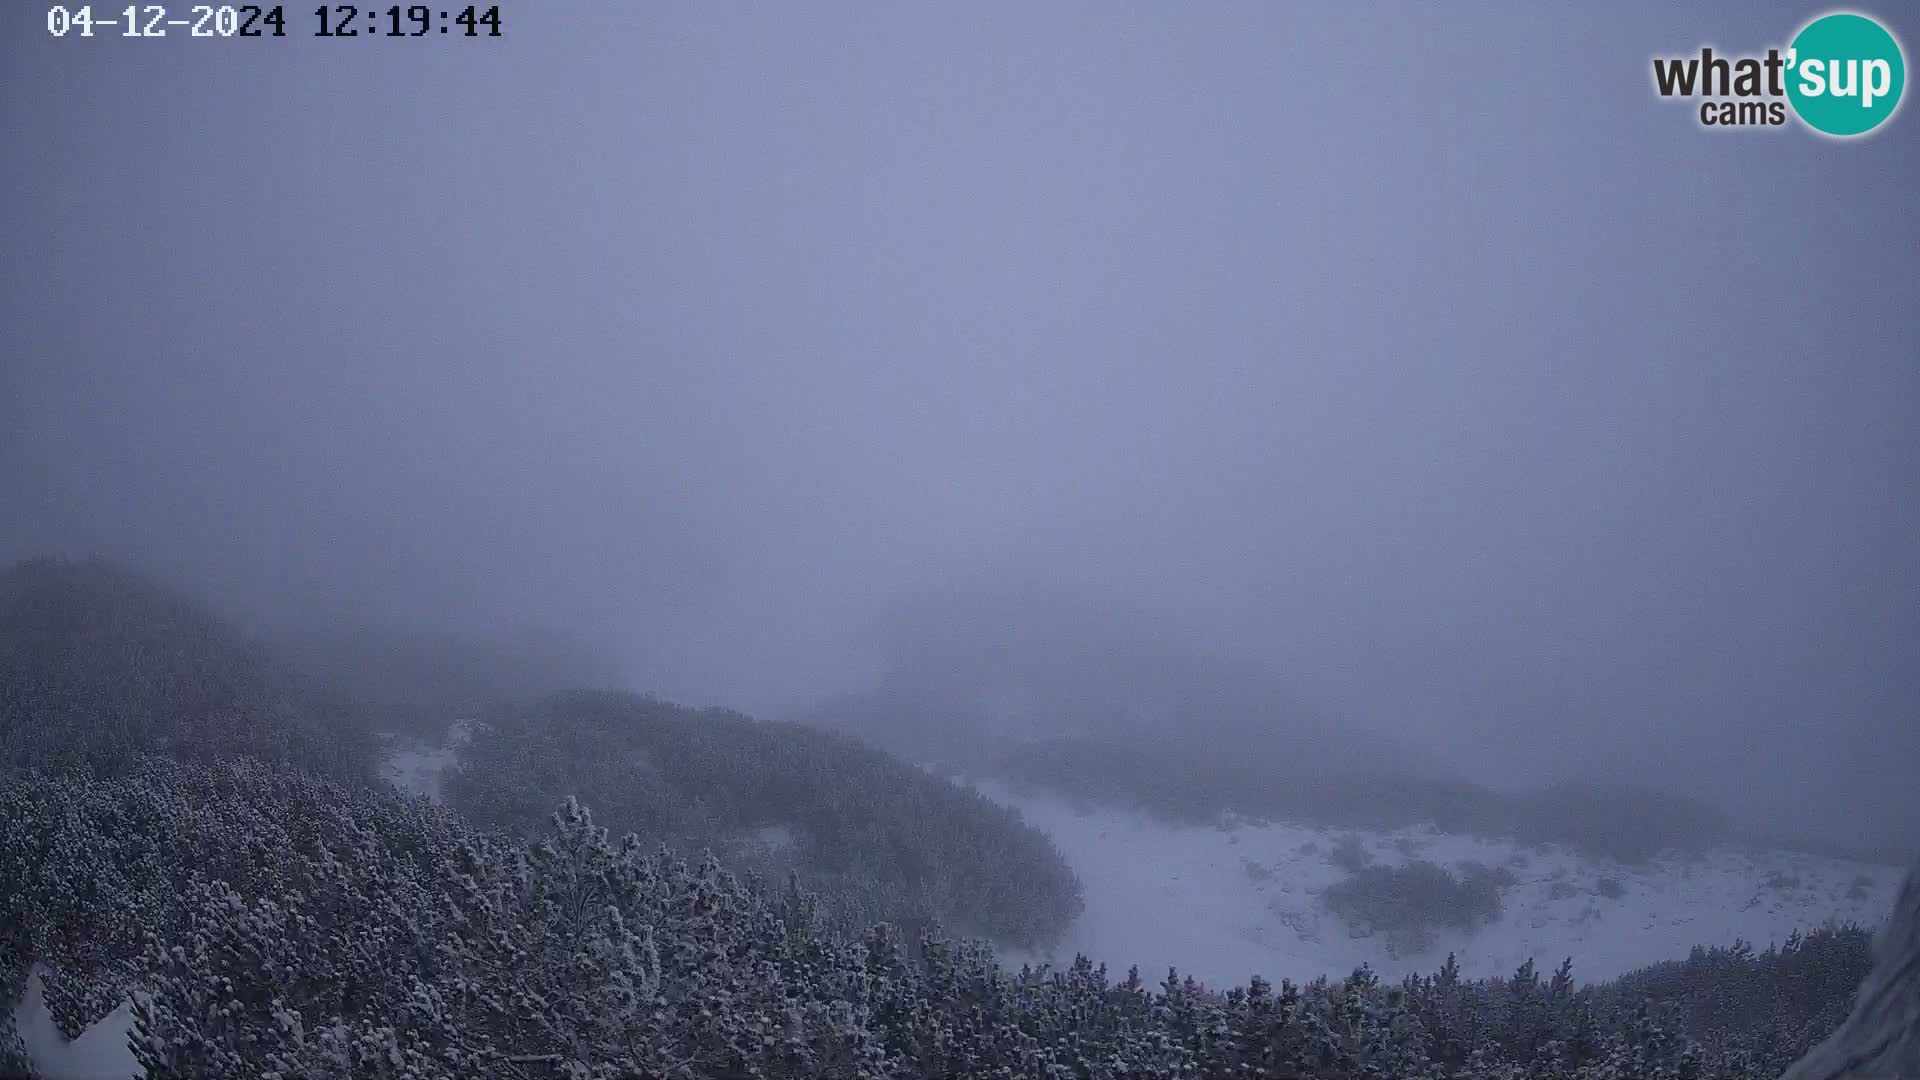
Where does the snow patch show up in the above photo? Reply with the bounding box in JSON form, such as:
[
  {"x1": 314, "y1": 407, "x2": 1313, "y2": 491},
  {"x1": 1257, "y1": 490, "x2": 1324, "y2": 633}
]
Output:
[
  {"x1": 382, "y1": 742, "x2": 456, "y2": 802},
  {"x1": 12, "y1": 966, "x2": 140, "y2": 1080},
  {"x1": 446, "y1": 717, "x2": 487, "y2": 748},
  {"x1": 752, "y1": 823, "x2": 799, "y2": 851},
  {"x1": 378, "y1": 719, "x2": 480, "y2": 803}
]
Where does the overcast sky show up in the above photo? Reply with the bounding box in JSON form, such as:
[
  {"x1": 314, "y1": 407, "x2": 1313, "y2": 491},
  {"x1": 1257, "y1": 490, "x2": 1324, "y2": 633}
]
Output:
[{"x1": 4, "y1": 3, "x2": 1916, "y2": 849}]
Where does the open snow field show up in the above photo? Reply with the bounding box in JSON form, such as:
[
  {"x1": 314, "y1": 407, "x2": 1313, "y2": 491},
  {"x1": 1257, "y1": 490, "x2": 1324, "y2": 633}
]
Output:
[{"x1": 981, "y1": 780, "x2": 1900, "y2": 987}]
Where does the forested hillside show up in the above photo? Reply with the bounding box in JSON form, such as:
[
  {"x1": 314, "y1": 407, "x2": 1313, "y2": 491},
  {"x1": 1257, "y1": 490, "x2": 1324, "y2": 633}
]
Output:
[
  {"x1": 0, "y1": 558, "x2": 1909, "y2": 1079},
  {"x1": 0, "y1": 558, "x2": 376, "y2": 783},
  {"x1": 1, "y1": 756, "x2": 1900, "y2": 1079},
  {"x1": 447, "y1": 690, "x2": 1084, "y2": 948}
]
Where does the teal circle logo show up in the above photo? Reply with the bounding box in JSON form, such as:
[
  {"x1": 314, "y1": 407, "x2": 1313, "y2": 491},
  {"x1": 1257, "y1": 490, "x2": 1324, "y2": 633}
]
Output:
[{"x1": 1786, "y1": 13, "x2": 1906, "y2": 136}]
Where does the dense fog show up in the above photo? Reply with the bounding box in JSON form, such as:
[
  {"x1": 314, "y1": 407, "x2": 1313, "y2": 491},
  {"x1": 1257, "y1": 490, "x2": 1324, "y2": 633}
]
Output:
[{"x1": 5, "y1": 2, "x2": 1916, "y2": 857}]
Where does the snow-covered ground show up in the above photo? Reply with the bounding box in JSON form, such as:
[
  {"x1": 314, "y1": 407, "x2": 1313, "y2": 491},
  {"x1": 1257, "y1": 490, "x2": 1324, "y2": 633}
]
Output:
[
  {"x1": 381, "y1": 739, "x2": 459, "y2": 801},
  {"x1": 980, "y1": 780, "x2": 1900, "y2": 987},
  {"x1": 17, "y1": 732, "x2": 1897, "y2": 1079},
  {"x1": 11, "y1": 967, "x2": 140, "y2": 1080},
  {"x1": 380, "y1": 730, "x2": 1898, "y2": 987},
  {"x1": 378, "y1": 732, "x2": 1897, "y2": 987},
  {"x1": 379, "y1": 718, "x2": 483, "y2": 802}
]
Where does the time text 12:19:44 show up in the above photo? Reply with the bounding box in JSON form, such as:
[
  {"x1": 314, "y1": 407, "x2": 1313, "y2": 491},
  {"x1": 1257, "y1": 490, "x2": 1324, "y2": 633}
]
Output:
[{"x1": 313, "y1": 6, "x2": 500, "y2": 37}]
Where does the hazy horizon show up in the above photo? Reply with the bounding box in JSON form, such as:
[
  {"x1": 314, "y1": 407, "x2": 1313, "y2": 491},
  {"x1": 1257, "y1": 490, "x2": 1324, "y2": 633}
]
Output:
[{"x1": 5, "y1": 4, "x2": 1916, "y2": 853}]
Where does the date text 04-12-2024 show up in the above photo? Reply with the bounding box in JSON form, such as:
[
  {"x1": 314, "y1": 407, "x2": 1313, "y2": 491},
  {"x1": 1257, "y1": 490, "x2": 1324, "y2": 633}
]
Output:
[{"x1": 46, "y1": 5, "x2": 502, "y2": 38}]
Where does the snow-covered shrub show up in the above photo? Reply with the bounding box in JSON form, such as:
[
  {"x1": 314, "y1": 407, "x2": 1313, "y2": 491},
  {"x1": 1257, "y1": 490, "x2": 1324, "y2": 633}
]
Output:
[
  {"x1": 1327, "y1": 832, "x2": 1374, "y2": 874},
  {"x1": 1322, "y1": 860, "x2": 1515, "y2": 957},
  {"x1": 0, "y1": 756, "x2": 459, "y2": 1040}
]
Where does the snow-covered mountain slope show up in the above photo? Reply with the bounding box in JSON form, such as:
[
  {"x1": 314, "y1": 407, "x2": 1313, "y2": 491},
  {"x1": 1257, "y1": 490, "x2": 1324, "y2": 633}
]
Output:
[
  {"x1": 982, "y1": 781, "x2": 1900, "y2": 987},
  {"x1": 380, "y1": 729, "x2": 1899, "y2": 990}
]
